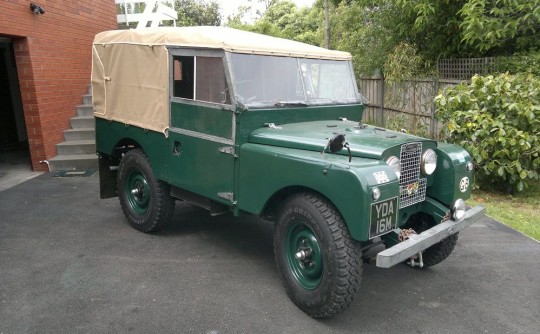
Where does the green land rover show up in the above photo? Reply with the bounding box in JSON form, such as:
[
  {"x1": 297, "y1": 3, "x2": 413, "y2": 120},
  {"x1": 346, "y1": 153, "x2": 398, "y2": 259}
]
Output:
[{"x1": 92, "y1": 27, "x2": 485, "y2": 318}]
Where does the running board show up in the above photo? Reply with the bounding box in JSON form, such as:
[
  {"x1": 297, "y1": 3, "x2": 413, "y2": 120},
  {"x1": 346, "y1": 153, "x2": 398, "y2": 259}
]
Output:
[{"x1": 170, "y1": 186, "x2": 230, "y2": 216}]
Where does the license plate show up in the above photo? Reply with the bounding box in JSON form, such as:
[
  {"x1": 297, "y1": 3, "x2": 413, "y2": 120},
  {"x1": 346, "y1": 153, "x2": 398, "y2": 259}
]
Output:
[{"x1": 370, "y1": 197, "x2": 398, "y2": 239}]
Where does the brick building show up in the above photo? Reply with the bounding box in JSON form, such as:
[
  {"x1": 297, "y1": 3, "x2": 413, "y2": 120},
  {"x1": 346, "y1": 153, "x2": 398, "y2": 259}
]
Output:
[{"x1": 0, "y1": 0, "x2": 117, "y2": 171}]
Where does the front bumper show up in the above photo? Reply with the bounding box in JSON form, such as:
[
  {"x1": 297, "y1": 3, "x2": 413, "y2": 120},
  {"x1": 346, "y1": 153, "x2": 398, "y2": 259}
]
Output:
[{"x1": 376, "y1": 205, "x2": 485, "y2": 268}]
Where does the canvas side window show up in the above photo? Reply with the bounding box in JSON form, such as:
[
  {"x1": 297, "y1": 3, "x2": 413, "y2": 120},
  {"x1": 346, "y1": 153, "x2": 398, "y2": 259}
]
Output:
[
  {"x1": 195, "y1": 57, "x2": 230, "y2": 104},
  {"x1": 173, "y1": 55, "x2": 230, "y2": 104}
]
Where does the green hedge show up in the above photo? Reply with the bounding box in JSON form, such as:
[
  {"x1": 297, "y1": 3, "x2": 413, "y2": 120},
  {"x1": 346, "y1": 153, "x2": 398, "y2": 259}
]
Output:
[
  {"x1": 492, "y1": 52, "x2": 540, "y2": 76},
  {"x1": 435, "y1": 73, "x2": 540, "y2": 192}
]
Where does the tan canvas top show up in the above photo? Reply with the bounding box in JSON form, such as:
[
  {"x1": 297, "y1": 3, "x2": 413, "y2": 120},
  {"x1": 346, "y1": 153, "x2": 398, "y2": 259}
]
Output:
[
  {"x1": 92, "y1": 27, "x2": 352, "y2": 135},
  {"x1": 93, "y1": 26, "x2": 352, "y2": 60}
]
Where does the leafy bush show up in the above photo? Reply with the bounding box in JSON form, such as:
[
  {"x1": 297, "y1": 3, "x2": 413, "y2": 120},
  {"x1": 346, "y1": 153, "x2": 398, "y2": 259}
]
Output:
[
  {"x1": 492, "y1": 52, "x2": 540, "y2": 76},
  {"x1": 435, "y1": 73, "x2": 540, "y2": 192}
]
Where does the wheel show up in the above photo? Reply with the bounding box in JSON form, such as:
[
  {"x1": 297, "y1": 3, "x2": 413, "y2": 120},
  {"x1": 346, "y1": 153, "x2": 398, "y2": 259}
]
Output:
[
  {"x1": 421, "y1": 233, "x2": 458, "y2": 267},
  {"x1": 117, "y1": 149, "x2": 174, "y2": 232},
  {"x1": 273, "y1": 192, "x2": 362, "y2": 318},
  {"x1": 404, "y1": 213, "x2": 458, "y2": 268}
]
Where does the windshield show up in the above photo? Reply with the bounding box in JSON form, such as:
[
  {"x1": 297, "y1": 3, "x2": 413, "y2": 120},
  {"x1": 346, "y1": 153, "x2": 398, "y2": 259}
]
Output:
[{"x1": 229, "y1": 53, "x2": 364, "y2": 108}]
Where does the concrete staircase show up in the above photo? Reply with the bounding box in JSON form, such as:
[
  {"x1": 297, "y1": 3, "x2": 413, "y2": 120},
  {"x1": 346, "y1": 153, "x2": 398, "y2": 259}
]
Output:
[{"x1": 48, "y1": 87, "x2": 97, "y2": 171}]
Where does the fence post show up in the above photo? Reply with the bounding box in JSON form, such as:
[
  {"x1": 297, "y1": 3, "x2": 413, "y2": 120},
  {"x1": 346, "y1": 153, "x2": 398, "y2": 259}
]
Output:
[
  {"x1": 431, "y1": 77, "x2": 439, "y2": 139},
  {"x1": 380, "y1": 75, "x2": 385, "y2": 127}
]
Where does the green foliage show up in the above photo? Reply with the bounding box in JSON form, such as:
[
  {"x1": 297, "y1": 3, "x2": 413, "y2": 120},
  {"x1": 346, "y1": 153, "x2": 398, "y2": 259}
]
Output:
[
  {"x1": 459, "y1": 0, "x2": 540, "y2": 54},
  {"x1": 328, "y1": 0, "x2": 378, "y2": 75},
  {"x1": 393, "y1": 0, "x2": 472, "y2": 59},
  {"x1": 175, "y1": 0, "x2": 221, "y2": 26},
  {"x1": 227, "y1": 0, "x2": 540, "y2": 77},
  {"x1": 435, "y1": 73, "x2": 540, "y2": 192},
  {"x1": 492, "y1": 52, "x2": 540, "y2": 76},
  {"x1": 383, "y1": 43, "x2": 433, "y2": 83},
  {"x1": 227, "y1": 1, "x2": 322, "y2": 44}
]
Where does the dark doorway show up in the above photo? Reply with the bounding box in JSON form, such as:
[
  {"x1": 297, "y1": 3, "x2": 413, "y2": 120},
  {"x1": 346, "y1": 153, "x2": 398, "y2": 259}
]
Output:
[{"x1": 0, "y1": 38, "x2": 30, "y2": 169}]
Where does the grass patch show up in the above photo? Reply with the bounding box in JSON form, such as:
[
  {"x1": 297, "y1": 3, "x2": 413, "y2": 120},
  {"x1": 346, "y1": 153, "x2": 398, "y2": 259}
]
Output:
[{"x1": 467, "y1": 179, "x2": 540, "y2": 241}]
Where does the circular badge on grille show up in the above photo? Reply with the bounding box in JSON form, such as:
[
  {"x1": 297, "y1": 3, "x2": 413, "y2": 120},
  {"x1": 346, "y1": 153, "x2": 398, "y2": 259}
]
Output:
[{"x1": 459, "y1": 177, "x2": 469, "y2": 193}]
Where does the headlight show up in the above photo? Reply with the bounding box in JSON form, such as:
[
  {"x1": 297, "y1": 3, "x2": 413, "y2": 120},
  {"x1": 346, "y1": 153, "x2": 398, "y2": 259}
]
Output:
[
  {"x1": 386, "y1": 156, "x2": 401, "y2": 179},
  {"x1": 452, "y1": 199, "x2": 466, "y2": 221},
  {"x1": 421, "y1": 149, "x2": 437, "y2": 176}
]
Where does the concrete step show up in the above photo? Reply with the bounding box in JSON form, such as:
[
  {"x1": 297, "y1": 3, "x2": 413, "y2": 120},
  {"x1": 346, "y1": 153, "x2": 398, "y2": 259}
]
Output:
[
  {"x1": 82, "y1": 94, "x2": 92, "y2": 105},
  {"x1": 48, "y1": 85, "x2": 96, "y2": 172},
  {"x1": 77, "y1": 104, "x2": 93, "y2": 117},
  {"x1": 56, "y1": 140, "x2": 96, "y2": 155},
  {"x1": 48, "y1": 154, "x2": 98, "y2": 171},
  {"x1": 71, "y1": 116, "x2": 94, "y2": 129},
  {"x1": 64, "y1": 128, "x2": 95, "y2": 141}
]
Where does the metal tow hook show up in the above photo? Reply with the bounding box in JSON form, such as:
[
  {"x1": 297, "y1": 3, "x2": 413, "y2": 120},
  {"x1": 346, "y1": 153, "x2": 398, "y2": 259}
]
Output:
[
  {"x1": 398, "y1": 228, "x2": 424, "y2": 268},
  {"x1": 407, "y1": 252, "x2": 424, "y2": 268}
]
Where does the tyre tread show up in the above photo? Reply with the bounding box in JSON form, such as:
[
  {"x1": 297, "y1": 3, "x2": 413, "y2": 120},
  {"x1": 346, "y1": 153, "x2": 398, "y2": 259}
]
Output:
[
  {"x1": 118, "y1": 149, "x2": 174, "y2": 233},
  {"x1": 274, "y1": 192, "x2": 362, "y2": 318},
  {"x1": 422, "y1": 233, "x2": 459, "y2": 268}
]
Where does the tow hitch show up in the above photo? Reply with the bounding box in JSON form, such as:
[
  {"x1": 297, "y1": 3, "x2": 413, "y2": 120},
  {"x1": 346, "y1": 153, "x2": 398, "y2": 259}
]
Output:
[
  {"x1": 398, "y1": 228, "x2": 424, "y2": 268},
  {"x1": 407, "y1": 252, "x2": 424, "y2": 268}
]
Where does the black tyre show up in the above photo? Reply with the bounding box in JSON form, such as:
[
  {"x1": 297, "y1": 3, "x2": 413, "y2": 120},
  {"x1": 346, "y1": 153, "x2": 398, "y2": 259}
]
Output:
[
  {"x1": 405, "y1": 213, "x2": 458, "y2": 268},
  {"x1": 421, "y1": 233, "x2": 458, "y2": 267},
  {"x1": 273, "y1": 192, "x2": 362, "y2": 318},
  {"x1": 117, "y1": 149, "x2": 174, "y2": 232}
]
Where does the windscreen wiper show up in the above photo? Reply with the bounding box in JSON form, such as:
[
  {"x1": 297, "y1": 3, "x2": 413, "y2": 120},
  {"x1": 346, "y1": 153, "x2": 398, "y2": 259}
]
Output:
[{"x1": 274, "y1": 101, "x2": 308, "y2": 107}]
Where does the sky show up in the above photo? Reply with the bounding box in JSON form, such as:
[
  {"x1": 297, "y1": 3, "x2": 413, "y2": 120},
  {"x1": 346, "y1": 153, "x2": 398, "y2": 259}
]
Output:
[{"x1": 220, "y1": 0, "x2": 316, "y2": 22}]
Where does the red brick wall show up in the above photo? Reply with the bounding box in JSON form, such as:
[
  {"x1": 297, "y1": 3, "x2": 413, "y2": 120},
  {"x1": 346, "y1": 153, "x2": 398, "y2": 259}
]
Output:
[{"x1": 0, "y1": 0, "x2": 117, "y2": 171}]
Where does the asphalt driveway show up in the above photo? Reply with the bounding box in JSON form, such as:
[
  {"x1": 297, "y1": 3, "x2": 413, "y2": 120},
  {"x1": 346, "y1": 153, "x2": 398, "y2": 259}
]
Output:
[{"x1": 0, "y1": 173, "x2": 539, "y2": 334}]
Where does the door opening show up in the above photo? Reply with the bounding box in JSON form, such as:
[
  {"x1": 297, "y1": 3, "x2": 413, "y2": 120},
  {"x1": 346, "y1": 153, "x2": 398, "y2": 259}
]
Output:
[{"x1": 0, "y1": 38, "x2": 31, "y2": 170}]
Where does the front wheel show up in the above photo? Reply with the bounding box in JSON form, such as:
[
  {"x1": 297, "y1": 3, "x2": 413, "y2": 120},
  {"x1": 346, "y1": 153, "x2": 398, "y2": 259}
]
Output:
[
  {"x1": 404, "y1": 213, "x2": 458, "y2": 268},
  {"x1": 273, "y1": 192, "x2": 362, "y2": 318},
  {"x1": 117, "y1": 149, "x2": 174, "y2": 232}
]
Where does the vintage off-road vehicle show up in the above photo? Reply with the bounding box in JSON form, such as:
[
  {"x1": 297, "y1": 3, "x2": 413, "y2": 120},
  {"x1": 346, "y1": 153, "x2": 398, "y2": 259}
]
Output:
[{"x1": 93, "y1": 27, "x2": 485, "y2": 318}]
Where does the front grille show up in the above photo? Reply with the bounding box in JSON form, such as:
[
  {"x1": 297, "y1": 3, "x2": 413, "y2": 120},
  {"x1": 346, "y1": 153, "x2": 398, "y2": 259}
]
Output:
[{"x1": 399, "y1": 142, "x2": 426, "y2": 208}]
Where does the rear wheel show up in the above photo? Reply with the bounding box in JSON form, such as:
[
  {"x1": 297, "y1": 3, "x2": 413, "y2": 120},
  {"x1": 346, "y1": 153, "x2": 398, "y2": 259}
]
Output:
[
  {"x1": 273, "y1": 192, "x2": 362, "y2": 318},
  {"x1": 117, "y1": 149, "x2": 174, "y2": 232}
]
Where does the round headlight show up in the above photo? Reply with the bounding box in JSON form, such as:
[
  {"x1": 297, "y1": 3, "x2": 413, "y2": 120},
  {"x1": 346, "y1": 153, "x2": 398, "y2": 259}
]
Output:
[
  {"x1": 452, "y1": 199, "x2": 466, "y2": 221},
  {"x1": 421, "y1": 149, "x2": 437, "y2": 176},
  {"x1": 386, "y1": 156, "x2": 401, "y2": 179}
]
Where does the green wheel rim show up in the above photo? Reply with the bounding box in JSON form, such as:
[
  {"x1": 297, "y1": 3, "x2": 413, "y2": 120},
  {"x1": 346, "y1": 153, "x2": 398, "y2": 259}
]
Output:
[
  {"x1": 125, "y1": 169, "x2": 150, "y2": 214},
  {"x1": 286, "y1": 220, "x2": 323, "y2": 290}
]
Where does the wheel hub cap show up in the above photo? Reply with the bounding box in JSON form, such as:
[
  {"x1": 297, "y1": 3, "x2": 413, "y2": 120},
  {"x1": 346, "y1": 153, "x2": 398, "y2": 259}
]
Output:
[
  {"x1": 286, "y1": 221, "x2": 323, "y2": 289},
  {"x1": 125, "y1": 171, "x2": 150, "y2": 214}
]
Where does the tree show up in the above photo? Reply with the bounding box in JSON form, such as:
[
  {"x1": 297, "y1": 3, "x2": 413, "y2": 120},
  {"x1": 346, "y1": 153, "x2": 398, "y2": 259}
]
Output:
[
  {"x1": 227, "y1": 0, "x2": 540, "y2": 77},
  {"x1": 393, "y1": 0, "x2": 471, "y2": 59},
  {"x1": 459, "y1": 0, "x2": 540, "y2": 54},
  {"x1": 227, "y1": 0, "x2": 322, "y2": 45},
  {"x1": 175, "y1": 0, "x2": 221, "y2": 26}
]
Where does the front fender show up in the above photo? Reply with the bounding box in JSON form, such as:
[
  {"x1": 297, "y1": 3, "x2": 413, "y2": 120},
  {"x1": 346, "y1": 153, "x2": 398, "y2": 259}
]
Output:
[
  {"x1": 237, "y1": 143, "x2": 400, "y2": 241},
  {"x1": 429, "y1": 143, "x2": 474, "y2": 205}
]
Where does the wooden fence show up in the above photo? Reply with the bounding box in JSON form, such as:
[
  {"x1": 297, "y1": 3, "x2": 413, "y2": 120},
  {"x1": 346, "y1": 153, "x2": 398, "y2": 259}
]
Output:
[{"x1": 358, "y1": 77, "x2": 462, "y2": 140}]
